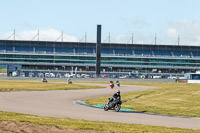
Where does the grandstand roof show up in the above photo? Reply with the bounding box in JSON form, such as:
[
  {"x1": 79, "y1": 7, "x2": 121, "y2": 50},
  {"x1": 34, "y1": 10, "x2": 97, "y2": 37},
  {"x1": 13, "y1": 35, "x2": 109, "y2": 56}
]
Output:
[{"x1": 0, "y1": 39, "x2": 199, "y2": 49}]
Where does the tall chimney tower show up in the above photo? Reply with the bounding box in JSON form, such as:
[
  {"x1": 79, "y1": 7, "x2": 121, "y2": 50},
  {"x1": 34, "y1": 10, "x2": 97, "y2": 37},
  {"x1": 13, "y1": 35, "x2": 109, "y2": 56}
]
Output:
[{"x1": 96, "y1": 25, "x2": 101, "y2": 77}]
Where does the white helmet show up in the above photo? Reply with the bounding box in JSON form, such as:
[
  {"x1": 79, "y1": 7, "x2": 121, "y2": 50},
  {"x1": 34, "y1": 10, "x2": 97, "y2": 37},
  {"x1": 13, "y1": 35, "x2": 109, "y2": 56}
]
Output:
[{"x1": 116, "y1": 90, "x2": 120, "y2": 94}]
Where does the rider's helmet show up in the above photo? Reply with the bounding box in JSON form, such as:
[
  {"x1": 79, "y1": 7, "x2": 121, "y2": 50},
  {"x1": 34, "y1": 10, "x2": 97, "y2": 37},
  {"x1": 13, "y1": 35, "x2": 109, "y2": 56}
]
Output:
[{"x1": 116, "y1": 90, "x2": 120, "y2": 95}]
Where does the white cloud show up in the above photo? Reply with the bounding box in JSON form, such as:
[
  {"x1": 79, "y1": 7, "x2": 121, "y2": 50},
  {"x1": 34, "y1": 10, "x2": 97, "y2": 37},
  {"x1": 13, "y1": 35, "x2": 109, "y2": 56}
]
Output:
[
  {"x1": 116, "y1": 19, "x2": 200, "y2": 45},
  {"x1": 132, "y1": 17, "x2": 150, "y2": 28},
  {"x1": 166, "y1": 28, "x2": 177, "y2": 38},
  {"x1": 120, "y1": 17, "x2": 150, "y2": 30},
  {"x1": 166, "y1": 19, "x2": 200, "y2": 45},
  {"x1": 115, "y1": 34, "x2": 130, "y2": 43},
  {"x1": 0, "y1": 29, "x2": 78, "y2": 42},
  {"x1": 2, "y1": 19, "x2": 200, "y2": 46}
]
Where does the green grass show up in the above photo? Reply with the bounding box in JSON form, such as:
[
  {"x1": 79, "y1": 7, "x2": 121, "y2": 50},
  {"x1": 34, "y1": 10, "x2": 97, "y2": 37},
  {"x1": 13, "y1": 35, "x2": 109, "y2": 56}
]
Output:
[
  {"x1": 85, "y1": 82, "x2": 200, "y2": 118},
  {"x1": 0, "y1": 111, "x2": 199, "y2": 133},
  {"x1": 0, "y1": 80, "x2": 104, "y2": 91},
  {"x1": 0, "y1": 80, "x2": 200, "y2": 132}
]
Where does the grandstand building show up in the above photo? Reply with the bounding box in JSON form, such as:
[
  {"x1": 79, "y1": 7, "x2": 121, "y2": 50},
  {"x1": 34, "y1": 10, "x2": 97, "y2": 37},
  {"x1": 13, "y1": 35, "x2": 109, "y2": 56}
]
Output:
[{"x1": 0, "y1": 38, "x2": 200, "y2": 78}]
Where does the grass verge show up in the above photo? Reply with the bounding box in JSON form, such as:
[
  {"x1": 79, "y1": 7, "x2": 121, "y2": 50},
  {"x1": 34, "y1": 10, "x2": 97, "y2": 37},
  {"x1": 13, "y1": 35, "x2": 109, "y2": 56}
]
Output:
[
  {"x1": 0, "y1": 80, "x2": 104, "y2": 92},
  {"x1": 0, "y1": 111, "x2": 199, "y2": 133},
  {"x1": 85, "y1": 82, "x2": 200, "y2": 118},
  {"x1": 1, "y1": 80, "x2": 200, "y2": 132}
]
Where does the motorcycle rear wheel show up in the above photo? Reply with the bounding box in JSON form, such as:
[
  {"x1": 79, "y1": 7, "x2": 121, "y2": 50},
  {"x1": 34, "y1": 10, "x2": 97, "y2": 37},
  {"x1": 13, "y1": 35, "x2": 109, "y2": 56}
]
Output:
[{"x1": 114, "y1": 104, "x2": 121, "y2": 112}]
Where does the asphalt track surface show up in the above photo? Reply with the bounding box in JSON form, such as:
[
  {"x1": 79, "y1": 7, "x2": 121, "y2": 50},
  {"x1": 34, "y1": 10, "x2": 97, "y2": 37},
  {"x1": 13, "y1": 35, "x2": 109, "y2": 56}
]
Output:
[{"x1": 0, "y1": 83, "x2": 200, "y2": 129}]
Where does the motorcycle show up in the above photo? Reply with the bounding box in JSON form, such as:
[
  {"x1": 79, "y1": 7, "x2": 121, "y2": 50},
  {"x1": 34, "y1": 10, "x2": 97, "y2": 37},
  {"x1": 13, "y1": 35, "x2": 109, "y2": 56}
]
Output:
[
  {"x1": 104, "y1": 98, "x2": 122, "y2": 112},
  {"x1": 42, "y1": 78, "x2": 48, "y2": 83},
  {"x1": 116, "y1": 81, "x2": 120, "y2": 87},
  {"x1": 109, "y1": 81, "x2": 114, "y2": 89},
  {"x1": 68, "y1": 80, "x2": 72, "y2": 84}
]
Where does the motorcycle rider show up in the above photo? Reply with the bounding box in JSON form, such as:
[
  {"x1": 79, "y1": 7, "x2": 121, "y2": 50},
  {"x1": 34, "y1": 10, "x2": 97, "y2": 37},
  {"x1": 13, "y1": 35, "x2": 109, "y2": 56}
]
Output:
[
  {"x1": 116, "y1": 80, "x2": 120, "y2": 87},
  {"x1": 68, "y1": 79, "x2": 72, "y2": 84},
  {"x1": 109, "y1": 81, "x2": 114, "y2": 88},
  {"x1": 109, "y1": 90, "x2": 121, "y2": 106},
  {"x1": 42, "y1": 77, "x2": 47, "y2": 82}
]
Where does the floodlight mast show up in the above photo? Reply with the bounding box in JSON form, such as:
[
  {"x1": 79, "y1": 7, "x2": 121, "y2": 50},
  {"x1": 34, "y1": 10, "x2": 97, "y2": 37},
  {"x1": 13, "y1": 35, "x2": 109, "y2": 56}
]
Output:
[
  {"x1": 38, "y1": 30, "x2": 39, "y2": 41},
  {"x1": 79, "y1": 32, "x2": 87, "y2": 42},
  {"x1": 55, "y1": 31, "x2": 64, "y2": 42},
  {"x1": 30, "y1": 30, "x2": 39, "y2": 41},
  {"x1": 85, "y1": 32, "x2": 87, "y2": 43},
  {"x1": 14, "y1": 29, "x2": 15, "y2": 41},
  {"x1": 103, "y1": 32, "x2": 110, "y2": 43},
  {"x1": 178, "y1": 34, "x2": 180, "y2": 46},
  {"x1": 62, "y1": 31, "x2": 63, "y2": 42},
  {"x1": 127, "y1": 33, "x2": 134, "y2": 44},
  {"x1": 5, "y1": 29, "x2": 15, "y2": 40},
  {"x1": 109, "y1": 32, "x2": 110, "y2": 43},
  {"x1": 132, "y1": 33, "x2": 134, "y2": 44}
]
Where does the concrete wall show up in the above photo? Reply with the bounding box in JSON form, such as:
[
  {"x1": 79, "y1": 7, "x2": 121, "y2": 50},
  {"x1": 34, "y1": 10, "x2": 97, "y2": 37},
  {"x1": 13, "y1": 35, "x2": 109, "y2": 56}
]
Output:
[{"x1": 188, "y1": 80, "x2": 200, "y2": 83}]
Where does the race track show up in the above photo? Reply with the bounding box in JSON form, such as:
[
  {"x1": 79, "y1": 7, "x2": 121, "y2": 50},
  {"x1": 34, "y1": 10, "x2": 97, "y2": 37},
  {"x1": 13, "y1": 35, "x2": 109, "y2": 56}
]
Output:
[{"x1": 0, "y1": 83, "x2": 200, "y2": 129}]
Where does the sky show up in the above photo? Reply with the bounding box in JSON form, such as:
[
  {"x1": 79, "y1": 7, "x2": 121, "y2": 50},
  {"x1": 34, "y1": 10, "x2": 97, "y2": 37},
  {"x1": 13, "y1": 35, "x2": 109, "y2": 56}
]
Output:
[{"x1": 0, "y1": 0, "x2": 200, "y2": 45}]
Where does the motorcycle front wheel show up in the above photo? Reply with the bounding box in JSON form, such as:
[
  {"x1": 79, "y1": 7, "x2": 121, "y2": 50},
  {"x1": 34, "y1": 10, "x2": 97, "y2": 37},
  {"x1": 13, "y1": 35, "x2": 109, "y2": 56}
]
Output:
[
  {"x1": 104, "y1": 104, "x2": 109, "y2": 111},
  {"x1": 114, "y1": 104, "x2": 121, "y2": 112}
]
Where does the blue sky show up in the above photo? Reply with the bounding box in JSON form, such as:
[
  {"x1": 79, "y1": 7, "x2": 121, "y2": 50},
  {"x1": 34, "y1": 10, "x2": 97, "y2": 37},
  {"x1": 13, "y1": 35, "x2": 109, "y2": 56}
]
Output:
[{"x1": 0, "y1": 0, "x2": 200, "y2": 45}]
